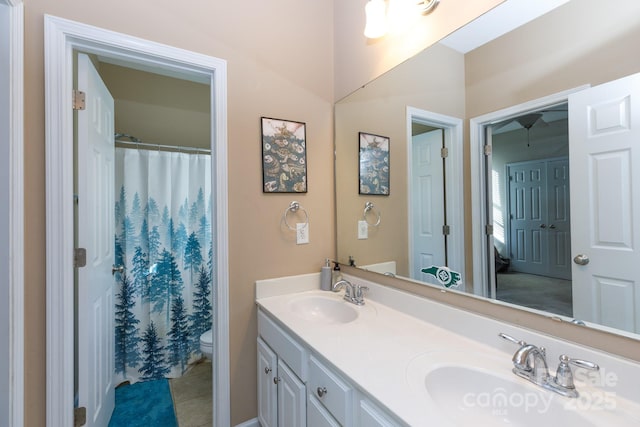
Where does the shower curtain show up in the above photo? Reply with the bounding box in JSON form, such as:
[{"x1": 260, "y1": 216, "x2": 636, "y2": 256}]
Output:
[{"x1": 113, "y1": 147, "x2": 213, "y2": 383}]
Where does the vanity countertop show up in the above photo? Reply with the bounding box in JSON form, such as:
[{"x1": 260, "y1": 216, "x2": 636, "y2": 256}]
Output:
[{"x1": 255, "y1": 273, "x2": 640, "y2": 426}]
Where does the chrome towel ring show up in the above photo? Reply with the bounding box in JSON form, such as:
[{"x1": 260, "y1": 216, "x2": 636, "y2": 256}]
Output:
[
  {"x1": 283, "y1": 201, "x2": 309, "y2": 231},
  {"x1": 363, "y1": 201, "x2": 381, "y2": 227}
]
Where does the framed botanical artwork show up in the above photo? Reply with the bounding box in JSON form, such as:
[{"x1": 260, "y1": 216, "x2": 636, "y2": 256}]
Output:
[
  {"x1": 261, "y1": 117, "x2": 307, "y2": 193},
  {"x1": 359, "y1": 132, "x2": 390, "y2": 195}
]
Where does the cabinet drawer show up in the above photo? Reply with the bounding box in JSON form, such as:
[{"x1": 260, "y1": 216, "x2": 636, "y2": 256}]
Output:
[
  {"x1": 258, "y1": 309, "x2": 308, "y2": 380},
  {"x1": 308, "y1": 355, "x2": 353, "y2": 426}
]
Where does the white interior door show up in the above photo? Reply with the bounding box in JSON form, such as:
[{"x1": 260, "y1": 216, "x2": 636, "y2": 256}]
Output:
[
  {"x1": 77, "y1": 52, "x2": 116, "y2": 426},
  {"x1": 508, "y1": 161, "x2": 547, "y2": 275},
  {"x1": 411, "y1": 129, "x2": 446, "y2": 280},
  {"x1": 569, "y1": 72, "x2": 640, "y2": 333},
  {"x1": 507, "y1": 158, "x2": 571, "y2": 280},
  {"x1": 547, "y1": 158, "x2": 571, "y2": 280}
]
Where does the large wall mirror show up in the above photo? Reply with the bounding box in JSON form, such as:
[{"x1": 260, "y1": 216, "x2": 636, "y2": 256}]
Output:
[{"x1": 335, "y1": 0, "x2": 640, "y2": 348}]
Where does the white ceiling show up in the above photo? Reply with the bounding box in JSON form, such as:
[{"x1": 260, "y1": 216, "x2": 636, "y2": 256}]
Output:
[{"x1": 439, "y1": 0, "x2": 570, "y2": 54}]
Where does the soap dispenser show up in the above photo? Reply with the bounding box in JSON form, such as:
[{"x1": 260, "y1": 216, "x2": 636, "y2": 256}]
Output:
[
  {"x1": 320, "y1": 258, "x2": 332, "y2": 291},
  {"x1": 331, "y1": 261, "x2": 342, "y2": 289}
]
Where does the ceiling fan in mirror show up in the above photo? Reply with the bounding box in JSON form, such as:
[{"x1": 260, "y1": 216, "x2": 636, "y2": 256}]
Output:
[{"x1": 493, "y1": 105, "x2": 568, "y2": 146}]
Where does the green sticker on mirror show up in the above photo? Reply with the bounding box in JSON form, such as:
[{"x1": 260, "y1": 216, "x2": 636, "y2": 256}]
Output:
[{"x1": 421, "y1": 266, "x2": 462, "y2": 288}]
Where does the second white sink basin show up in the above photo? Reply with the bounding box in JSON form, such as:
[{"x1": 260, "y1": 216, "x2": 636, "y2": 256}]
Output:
[
  {"x1": 406, "y1": 351, "x2": 639, "y2": 426},
  {"x1": 289, "y1": 295, "x2": 358, "y2": 324},
  {"x1": 425, "y1": 365, "x2": 595, "y2": 426}
]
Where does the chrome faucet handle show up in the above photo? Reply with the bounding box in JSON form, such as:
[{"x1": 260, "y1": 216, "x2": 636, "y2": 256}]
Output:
[
  {"x1": 353, "y1": 284, "x2": 369, "y2": 304},
  {"x1": 355, "y1": 284, "x2": 369, "y2": 296},
  {"x1": 554, "y1": 354, "x2": 600, "y2": 390},
  {"x1": 498, "y1": 332, "x2": 526, "y2": 347}
]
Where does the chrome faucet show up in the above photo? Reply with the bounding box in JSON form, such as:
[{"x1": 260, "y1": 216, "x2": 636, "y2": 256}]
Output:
[
  {"x1": 499, "y1": 333, "x2": 599, "y2": 398},
  {"x1": 511, "y1": 343, "x2": 549, "y2": 386},
  {"x1": 332, "y1": 279, "x2": 368, "y2": 305}
]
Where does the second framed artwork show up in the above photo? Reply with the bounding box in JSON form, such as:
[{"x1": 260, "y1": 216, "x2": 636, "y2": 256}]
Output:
[
  {"x1": 261, "y1": 117, "x2": 307, "y2": 193},
  {"x1": 359, "y1": 132, "x2": 390, "y2": 195}
]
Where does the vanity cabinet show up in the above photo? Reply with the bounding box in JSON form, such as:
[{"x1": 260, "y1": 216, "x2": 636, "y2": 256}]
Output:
[
  {"x1": 258, "y1": 308, "x2": 405, "y2": 427},
  {"x1": 258, "y1": 310, "x2": 307, "y2": 427}
]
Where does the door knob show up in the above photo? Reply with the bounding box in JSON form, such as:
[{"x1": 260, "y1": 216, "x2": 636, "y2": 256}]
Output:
[
  {"x1": 111, "y1": 265, "x2": 125, "y2": 275},
  {"x1": 573, "y1": 254, "x2": 589, "y2": 265}
]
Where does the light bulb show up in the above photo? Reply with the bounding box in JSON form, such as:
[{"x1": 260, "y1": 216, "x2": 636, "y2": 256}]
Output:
[{"x1": 364, "y1": 0, "x2": 387, "y2": 39}]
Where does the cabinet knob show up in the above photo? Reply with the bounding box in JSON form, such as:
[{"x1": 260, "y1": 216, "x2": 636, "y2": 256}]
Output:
[
  {"x1": 273, "y1": 377, "x2": 280, "y2": 385},
  {"x1": 264, "y1": 367, "x2": 272, "y2": 375},
  {"x1": 316, "y1": 386, "x2": 327, "y2": 398}
]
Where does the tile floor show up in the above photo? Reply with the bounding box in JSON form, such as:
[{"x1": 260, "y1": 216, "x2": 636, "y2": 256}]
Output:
[{"x1": 169, "y1": 360, "x2": 213, "y2": 427}]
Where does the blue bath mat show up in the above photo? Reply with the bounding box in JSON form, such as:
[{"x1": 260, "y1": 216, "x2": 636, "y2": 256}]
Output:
[{"x1": 108, "y1": 379, "x2": 178, "y2": 427}]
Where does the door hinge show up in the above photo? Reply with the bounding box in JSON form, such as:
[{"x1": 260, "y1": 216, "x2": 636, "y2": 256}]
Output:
[
  {"x1": 74, "y1": 407, "x2": 86, "y2": 427},
  {"x1": 442, "y1": 224, "x2": 451, "y2": 235},
  {"x1": 441, "y1": 147, "x2": 449, "y2": 158},
  {"x1": 485, "y1": 224, "x2": 494, "y2": 235},
  {"x1": 484, "y1": 144, "x2": 492, "y2": 156},
  {"x1": 73, "y1": 90, "x2": 86, "y2": 110},
  {"x1": 74, "y1": 248, "x2": 87, "y2": 268}
]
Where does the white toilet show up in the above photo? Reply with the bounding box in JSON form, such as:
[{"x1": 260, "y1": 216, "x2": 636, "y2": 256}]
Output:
[{"x1": 199, "y1": 329, "x2": 213, "y2": 359}]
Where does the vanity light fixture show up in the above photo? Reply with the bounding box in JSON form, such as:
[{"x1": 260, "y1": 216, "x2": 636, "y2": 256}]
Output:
[
  {"x1": 417, "y1": 0, "x2": 440, "y2": 15},
  {"x1": 364, "y1": 0, "x2": 441, "y2": 39},
  {"x1": 364, "y1": 0, "x2": 387, "y2": 39}
]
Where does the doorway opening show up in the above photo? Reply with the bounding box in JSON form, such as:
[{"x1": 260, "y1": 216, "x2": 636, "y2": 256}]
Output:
[
  {"x1": 74, "y1": 53, "x2": 215, "y2": 426},
  {"x1": 491, "y1": 104, "x2": 572, "y2": 316},
  {"x1": 470, "y1": 90, "x2": 577, "y2": 316},
  {"x1": 406, "y1": 107, "x2": 464, "y2": 287},
  {"x1": 45, "y1": 16, "x2": 229, "y2": 427}
]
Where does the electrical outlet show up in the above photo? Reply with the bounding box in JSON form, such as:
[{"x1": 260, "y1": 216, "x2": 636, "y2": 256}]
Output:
[
  {"x1": 358, "y1": 220, "x2": 368, "y2": 239},
  {"x1": 296, "y1": 223, "x2": 309, "y2": 244}
]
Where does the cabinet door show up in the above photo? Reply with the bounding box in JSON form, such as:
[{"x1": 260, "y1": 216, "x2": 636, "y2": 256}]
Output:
[
  {"x1": 258, "y1": 338, "x2": 278, "y2": 427},
  {"x1": 308, "y1": 395, "x2": 340, "y2": 427},
  {"x1": 359, "y1": 399, "x2": 402, "y2": 427},
  {"x1": 277, "y1": 359, "x2": 306, "y2": 427}
]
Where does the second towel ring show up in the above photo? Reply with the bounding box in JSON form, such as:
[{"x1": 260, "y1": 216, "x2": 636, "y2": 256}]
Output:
[
  {"x1": 363, "y1": 202, "x2": 381, "y2": 227},
  {"x1": 283, "y1": 201, "x2": 309, "y2": 231}
]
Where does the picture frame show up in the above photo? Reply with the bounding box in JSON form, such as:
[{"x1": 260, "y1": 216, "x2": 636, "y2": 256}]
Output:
[
  {"x1": 359, "y1": 132, "x2": 390, "y2": 195},
  {"x1": 261, "y1": 117, "x2": 307, "y2": 193}
]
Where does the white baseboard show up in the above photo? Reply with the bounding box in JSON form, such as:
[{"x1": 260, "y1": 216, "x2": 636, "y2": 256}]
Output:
[{"x1": 235, "y1": 418, "x2": 259, "y2": 427}]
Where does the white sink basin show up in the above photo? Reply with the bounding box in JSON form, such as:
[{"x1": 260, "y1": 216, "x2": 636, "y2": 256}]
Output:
[
  {"x1": 288, "y1": 295, "x2": 358, "y2": 324},
  {"x1": 406, "y1": 351, "x2": 640, "y2": 426},
  {"x1": 425, "y1": 365, "x2": 595, "y2": 426}
]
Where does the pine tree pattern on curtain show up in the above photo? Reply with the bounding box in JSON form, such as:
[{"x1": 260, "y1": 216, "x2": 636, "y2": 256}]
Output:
[{"x1": 114, "y1": 148, "x2": 213, "y2": 383}]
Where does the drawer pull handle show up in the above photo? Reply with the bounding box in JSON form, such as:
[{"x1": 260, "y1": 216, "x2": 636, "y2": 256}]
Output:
[
  {"x1": 273, "y1": 377, "x2": 280, "y2": 385},
  {"x1": 264, "y1": 367, "x2": 272, "y2": 375},
  {"x1": 316, "y1": 387, "x2": 327, "y2": 398}
]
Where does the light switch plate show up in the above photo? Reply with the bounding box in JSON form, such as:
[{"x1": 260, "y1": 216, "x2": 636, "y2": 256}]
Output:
[
  {"x1": 358, "y1": 220, "x2": 368, "y2": 239},
  {"x1": 296, "y1": 223, "x2": 309, "y2": 244}
]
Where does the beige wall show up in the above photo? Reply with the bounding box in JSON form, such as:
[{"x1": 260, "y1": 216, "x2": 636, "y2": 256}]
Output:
[
  {"x1": 333, "y1": 0, "x2": 503, "y2": 100},
  {"x1": 100, "y1": 63, "x2": 211, "y2": 150},
  {"x1": 24, "y1": 1, "x2": 334, "y2": 425},
  {"x1": 335, "y1": 43, "x2": 466, "y2": 275},
  {"x1": 465, "y1": 0, "x2": 640, "y2": 117}
]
